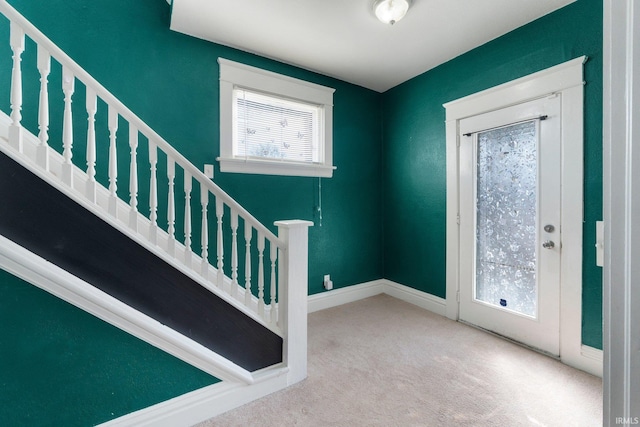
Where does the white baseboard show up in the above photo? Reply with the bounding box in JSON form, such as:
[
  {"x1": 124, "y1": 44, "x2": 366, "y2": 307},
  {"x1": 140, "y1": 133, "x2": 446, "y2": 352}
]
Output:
[
  {"x1": 383, "y1": 280, "x2": 447, "y2": 317},
  {"x1": 560, "y1": 344, "x2": 602, "y2": 378},
  {"x1": 308, "y1": 278, "x2": 447, "y2": 317},
  {"x1": 98, "y1": 367, "x2": 290, "y2": 427},
  {"x1": 308, "y1": 279, "x2": 386, "y2": 313},
  {"x1": 577, "y1": 345, "x2": 604, "y2": 377}
]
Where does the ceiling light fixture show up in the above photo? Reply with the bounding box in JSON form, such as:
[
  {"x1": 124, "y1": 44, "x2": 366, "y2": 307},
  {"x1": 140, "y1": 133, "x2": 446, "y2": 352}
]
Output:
[{"x1": 373, "y1": 0, "x2": 411, "y2": 25}]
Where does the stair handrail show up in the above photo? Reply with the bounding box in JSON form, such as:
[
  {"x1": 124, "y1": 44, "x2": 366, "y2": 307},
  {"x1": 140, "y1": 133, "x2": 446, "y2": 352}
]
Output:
[
  {"x1": 0, "y1": 0, "x2": 282, "y2": 247},
  {"x1": 0, "y1": 0, "x2": 313, "y2": 388}
]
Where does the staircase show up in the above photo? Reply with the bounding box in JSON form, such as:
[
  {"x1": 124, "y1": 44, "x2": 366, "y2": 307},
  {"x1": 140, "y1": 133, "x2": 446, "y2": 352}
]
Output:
[{"x1": 0, "y1": 0, "x2": 311, "y2": 407}]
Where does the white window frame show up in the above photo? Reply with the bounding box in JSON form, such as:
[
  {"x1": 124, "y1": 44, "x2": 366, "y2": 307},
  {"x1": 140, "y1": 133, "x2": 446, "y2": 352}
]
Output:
[{"x1": 218, "y1": 58, "x2": 336, "y2": 177}]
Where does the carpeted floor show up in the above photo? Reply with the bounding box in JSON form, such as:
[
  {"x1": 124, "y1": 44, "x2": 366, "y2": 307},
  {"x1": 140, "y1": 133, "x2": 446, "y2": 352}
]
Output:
[{"x1": 197, "y1": 294, "x2": 602, "y2": 426}]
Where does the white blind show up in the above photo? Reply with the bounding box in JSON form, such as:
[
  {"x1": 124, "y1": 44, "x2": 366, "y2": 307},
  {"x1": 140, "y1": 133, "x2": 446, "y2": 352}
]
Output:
[{"x1": 233, "y1": 89, "x2": 320, "y2": 163}]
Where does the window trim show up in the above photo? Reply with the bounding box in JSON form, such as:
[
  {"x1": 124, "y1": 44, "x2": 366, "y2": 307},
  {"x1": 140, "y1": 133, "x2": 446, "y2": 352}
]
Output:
[{"x1": 218, "y1": 58, "x2": 336, "y2": 177}]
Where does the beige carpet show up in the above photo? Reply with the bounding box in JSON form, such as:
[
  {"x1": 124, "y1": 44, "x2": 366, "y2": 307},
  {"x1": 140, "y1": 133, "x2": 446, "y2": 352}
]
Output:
[{"x1": 198, "y1": 294, "x2": 602, "y2": 426}]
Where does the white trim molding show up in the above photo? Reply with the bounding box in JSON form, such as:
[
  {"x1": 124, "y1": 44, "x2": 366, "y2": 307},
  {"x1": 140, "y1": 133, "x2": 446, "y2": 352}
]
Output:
[
  {"x1": 308, "y1": 279, "x2": 446, "y2": 316},
  {"x1": 580, "y1": 345, "x2": 604, "y2": 378},
  {"x1": 384, "y1": 280, "x2": 447, "y2": 317},
  {"x1": 443, "y1": 57, "x2": 601, "y2": 377},
  {"x1": 603, "y1": 0, "x2": 640, "y2": 422},
  {"x1": 97, "y1": 367, "x2": 290, "y2": 427},
  {"x1": 308, "y1": 279, "x2": 386, "y2": 312},
  {"x1": 218, "y1": 58, "x2": 336, "y2": 178}
]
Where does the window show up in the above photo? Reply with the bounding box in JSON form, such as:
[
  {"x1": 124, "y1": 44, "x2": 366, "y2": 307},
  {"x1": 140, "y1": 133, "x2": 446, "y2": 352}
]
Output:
[
  {"x1": 234, "y1": 89, "x2": 320, "y2": 163},
  {"x1": 218, "y1": 58, "x2": 336, "y2": 177}
]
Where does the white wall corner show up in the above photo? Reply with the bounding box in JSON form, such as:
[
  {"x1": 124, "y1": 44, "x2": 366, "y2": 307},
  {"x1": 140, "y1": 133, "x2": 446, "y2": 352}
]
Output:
[{"x1": 603, "y1": 1, "x2": 640, "y2": 421}]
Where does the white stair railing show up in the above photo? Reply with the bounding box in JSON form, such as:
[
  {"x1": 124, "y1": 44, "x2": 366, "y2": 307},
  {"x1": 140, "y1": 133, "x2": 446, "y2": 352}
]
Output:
[{"x1": 0, "y1": 0, "x2": 312, "y2": 383}]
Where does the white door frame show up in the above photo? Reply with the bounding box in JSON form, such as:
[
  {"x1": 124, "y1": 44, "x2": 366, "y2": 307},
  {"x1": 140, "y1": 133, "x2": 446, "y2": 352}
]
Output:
[
  {"x1": 603, "y1": 0, "x2": 640, "y2": 423},
  {"x1": 443, "y1": 56, "x2": 601, "y2": 377}
]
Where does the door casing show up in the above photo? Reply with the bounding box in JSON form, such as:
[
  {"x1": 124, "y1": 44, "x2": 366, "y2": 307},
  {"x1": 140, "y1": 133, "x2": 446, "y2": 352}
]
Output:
[{"x1": 443, "y1": 56, "x2": 601, "y2": 376}]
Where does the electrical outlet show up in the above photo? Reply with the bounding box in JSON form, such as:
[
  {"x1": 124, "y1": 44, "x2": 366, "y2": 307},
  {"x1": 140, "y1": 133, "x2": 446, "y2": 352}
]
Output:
[{"x1": 323, "y1": 274, "x2": 333, "y2": 290}]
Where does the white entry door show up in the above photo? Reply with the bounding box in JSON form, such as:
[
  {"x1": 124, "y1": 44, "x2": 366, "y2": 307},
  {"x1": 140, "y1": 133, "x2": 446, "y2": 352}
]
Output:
[{"x1": 458, "y1": 95, "x2": 561, "y2": 356}]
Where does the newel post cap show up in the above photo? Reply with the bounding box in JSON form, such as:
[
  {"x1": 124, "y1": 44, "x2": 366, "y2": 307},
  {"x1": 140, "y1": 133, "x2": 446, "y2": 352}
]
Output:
[{"x1": 274, "y1": 219, "x2": 314, "y2": 229}]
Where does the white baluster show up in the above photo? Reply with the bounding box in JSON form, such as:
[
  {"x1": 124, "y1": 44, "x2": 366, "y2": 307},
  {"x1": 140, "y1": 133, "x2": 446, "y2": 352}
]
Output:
[
  {"x1": 166, "y1": 157, "x2": 176, "y2": 256},
  {"x1": 85, "y1": 87, "x2": 97, "y2": 203},
  {"x1": 200, "y1": 186, "x2": 209, "y2": 277},
  {"x1": 148, "y1": 140, "x2": 158, "y2": 244},
  {"x1": 270, "y1": 243, "x2": 278, "y2": 324},
  {"x1": 37, "y1": 46, "x2": 50, "y2": 171},
  {"x1": 257, "y1": 232, "x2": 265, "y2": 317},
  {"x1": 244, "y1": 223, "x2": 253, "y2": 306},
  {"x1": 216, "y1": 198, "x2": 224, "y2": 288},
  {"x1": 9, "y1": 22, "x2": 24, "y2": 153},
  {"x1": 230, "y1": 211, "x2": 239, "y2": 297},
  {"x1": 61, "y1": 66, "x2": 75, "y2": 187},
  {"x1": 128, "y1": 125, "x2": 139, "y2": 232},
  {"x1": 183, "y1": 171, "x2": 192, "y2": 267},
  {"x1": 108, "y1": 106, "x2": 118, "y2": 216}
]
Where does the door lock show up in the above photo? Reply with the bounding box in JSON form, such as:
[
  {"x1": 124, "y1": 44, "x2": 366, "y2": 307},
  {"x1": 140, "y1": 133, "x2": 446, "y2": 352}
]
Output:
[
  {"x1": 542, "y1": 240, "x2": 555, "y2": 249},
  {"x1": 544, "y1": 224, "x2": 555, "y2": 233}
]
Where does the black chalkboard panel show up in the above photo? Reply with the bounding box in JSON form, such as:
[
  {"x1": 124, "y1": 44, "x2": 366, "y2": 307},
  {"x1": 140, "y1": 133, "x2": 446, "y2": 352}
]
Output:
[{"x1": 0, "y1": 151, "x2": 282, "y2": 372}]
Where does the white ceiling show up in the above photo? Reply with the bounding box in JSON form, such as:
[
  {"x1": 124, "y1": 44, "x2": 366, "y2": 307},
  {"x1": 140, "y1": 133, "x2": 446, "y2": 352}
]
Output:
[{"x1": 169, "y1": 0, "x2": 575, "y2": 93}]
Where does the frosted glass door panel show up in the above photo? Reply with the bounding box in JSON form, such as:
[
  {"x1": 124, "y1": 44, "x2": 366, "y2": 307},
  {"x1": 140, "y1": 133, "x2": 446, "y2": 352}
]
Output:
[
  {"x1": 475, "y1": 121, "x2": 537, "y2": 317},
  {"x1": 459, "y1": 95, "x2": 561, "y2": 356}
]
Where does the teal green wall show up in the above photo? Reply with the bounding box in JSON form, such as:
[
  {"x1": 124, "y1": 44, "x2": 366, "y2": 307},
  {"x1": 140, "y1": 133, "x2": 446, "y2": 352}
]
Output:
[
  {"x1": 0, "y1": 0, "x2": 383, "y2": 425},
  {"x1": 0, "y1": 0, "x2": 603, "y2": 424},
  {"x1": 1, "y1": 0, "x2": 384, "y2": 294},
  {"x1": 381, "y1": 0, "x2": 603, "y2": 349},
  {"x1": 0, "y1": 269, "x2": 217, "y2": 426}
]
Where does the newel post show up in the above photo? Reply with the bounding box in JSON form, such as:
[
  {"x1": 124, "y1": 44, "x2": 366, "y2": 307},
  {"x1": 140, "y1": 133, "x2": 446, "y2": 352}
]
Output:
[{"x1": 275, "y1": 219, "x2": 313, "y2": 385}]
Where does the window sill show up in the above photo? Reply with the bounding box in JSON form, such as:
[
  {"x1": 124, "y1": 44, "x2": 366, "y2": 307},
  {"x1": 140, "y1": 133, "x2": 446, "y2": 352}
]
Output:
[{"x1": 217, "y1": 157, "x2": 336, "y2": 178}]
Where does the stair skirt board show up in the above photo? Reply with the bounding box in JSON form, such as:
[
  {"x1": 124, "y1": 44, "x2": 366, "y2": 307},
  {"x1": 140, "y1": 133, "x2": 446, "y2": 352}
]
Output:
[
  {"x1": 0, "y1": 150, "x2": 282, "y2": 372},
  {"x1": 98, "y1": 367, "x2": 291, "y2": 427}
]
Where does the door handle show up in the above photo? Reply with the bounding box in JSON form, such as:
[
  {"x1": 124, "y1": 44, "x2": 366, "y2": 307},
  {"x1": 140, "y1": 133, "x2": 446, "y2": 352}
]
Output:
[{"x1": 542, "y1": 240, "x2": 555, "y2": 249}]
